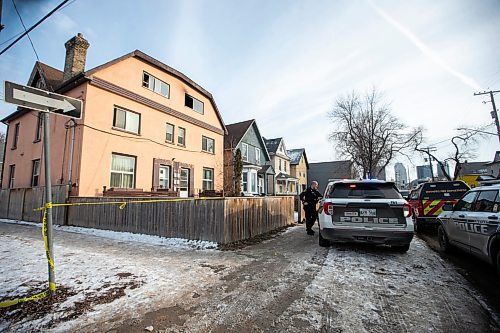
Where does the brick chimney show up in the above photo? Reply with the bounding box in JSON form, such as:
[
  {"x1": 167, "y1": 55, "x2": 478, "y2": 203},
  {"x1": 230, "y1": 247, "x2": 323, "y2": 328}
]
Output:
[{"x1": 63, "y1": 33, "x2": 90, "y2": 82}]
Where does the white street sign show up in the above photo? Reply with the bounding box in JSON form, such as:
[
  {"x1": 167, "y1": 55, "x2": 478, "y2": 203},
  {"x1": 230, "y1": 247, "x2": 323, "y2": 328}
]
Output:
[{"x1": 4, "y1": 81, "x2": 82, "y2": 119}]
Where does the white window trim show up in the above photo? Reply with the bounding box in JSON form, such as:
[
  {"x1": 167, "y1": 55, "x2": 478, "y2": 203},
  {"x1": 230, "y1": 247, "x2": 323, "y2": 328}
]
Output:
[
  {"x1": 143, "y1": 71, "x2": 170, "y2": 98},
  {"x1": 159, "y1": 165, "x2": 171, "y2": 189},
  {"x1": 255, "y1": 147, "x2": 261, "y2": 164},
  {"x1": 166, "y1": 123, "x2": 175, "y2": 143},
  {"x1": 178, "y1": 127, "x2": 186, "y2": 146},
  {"x1": 31, "y1": 159, "x2": 40, "y2": 187},
  {"x1": 242, "y1": 143, "x2": 249, "y2": 162},
  {"x1": 110, "y1": 154, "x2": 136, "y2": 189},
  {"x1": 113, "y1": 107, "x2": 140, "y2": 134},
  {"x1": 203, "y1": 167, "x2": 214, "y2": 191},
  {"x1": 202, "y1": 136, "x2": 215, "y2": 153}
]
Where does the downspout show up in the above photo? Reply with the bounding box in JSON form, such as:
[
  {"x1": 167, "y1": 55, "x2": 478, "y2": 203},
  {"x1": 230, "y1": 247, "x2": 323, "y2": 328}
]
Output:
[{"x1": 67, "y1": 119, "x2": 76, "y2": 189}]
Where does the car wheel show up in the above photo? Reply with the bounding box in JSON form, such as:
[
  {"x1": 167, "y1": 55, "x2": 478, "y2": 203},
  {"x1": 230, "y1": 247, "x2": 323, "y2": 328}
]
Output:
[
  {"x1": 318, "y1": 230, "x2": 330, "y2": 247},
  {"x1": 393, "y1": 244, "x2": 410, "y2": 253},
  {"x1": 438, "y1": 225, "x2": 452, "y2": 253}
]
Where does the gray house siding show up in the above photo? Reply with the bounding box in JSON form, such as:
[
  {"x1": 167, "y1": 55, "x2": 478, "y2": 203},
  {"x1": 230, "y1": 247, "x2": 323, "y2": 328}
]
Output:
[
  {"x1": 308, "y1": 161, "x2": 356, "y2": 194},
  {"x1": 238, "y1": 125, "x2": 267, "y2": 166}
]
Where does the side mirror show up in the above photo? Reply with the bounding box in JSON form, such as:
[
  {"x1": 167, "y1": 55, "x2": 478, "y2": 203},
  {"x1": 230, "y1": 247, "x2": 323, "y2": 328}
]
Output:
[{"x1": 442, "y1": 203, "x2": 454, "y2": 211}]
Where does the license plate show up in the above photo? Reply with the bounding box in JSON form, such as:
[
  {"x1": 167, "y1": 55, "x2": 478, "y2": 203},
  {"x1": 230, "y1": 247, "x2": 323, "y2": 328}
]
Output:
[{"x1": 360, "y1": 209, "x2": 376, "y2": 217}]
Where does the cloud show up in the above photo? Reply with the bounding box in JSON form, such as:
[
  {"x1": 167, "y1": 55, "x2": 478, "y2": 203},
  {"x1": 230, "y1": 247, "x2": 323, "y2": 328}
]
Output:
[{"x1": 367, "y1": 0, "x2": 483, "y2": 91}]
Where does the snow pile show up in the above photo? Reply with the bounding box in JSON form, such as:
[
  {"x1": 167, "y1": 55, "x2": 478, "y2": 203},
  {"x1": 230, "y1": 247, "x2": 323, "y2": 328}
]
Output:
[{"x1": 0, "y1": 219, "x2": 218, "y2": 250}]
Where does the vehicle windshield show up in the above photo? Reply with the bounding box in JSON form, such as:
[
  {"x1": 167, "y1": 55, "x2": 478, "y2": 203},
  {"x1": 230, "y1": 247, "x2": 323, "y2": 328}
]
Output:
[
  {"x1": 421, "y1": 182, "x2": 469, "y2": 200},
  {"x1": 328, "y1": 182, "x2": 403, "y2": 199}
]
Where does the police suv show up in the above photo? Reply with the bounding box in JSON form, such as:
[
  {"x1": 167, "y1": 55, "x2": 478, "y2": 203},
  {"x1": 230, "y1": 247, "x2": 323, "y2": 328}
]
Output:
[
  {"x1": 318, "y1": 180, "x2": 414, "y2": 252},
  {"x1": 437, "y1": 184, "x2": 500, "y2": 274}
]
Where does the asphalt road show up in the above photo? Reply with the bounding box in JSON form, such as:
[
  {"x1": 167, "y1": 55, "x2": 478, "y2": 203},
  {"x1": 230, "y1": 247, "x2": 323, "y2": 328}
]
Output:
[{"x1": 110, "y1": 224, "x2": 500, "y2": 333}]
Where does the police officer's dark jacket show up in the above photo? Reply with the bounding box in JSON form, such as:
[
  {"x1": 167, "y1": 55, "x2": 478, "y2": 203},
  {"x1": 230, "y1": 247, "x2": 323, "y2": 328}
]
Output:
[{"x1": 300, "y1": 187, "x2": 323, "y2": 205}]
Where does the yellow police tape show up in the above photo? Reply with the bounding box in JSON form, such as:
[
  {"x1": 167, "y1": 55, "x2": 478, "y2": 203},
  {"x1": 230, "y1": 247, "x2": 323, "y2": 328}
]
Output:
[{"x1": 0, "y1": 196, "x2": 221, "y2": 308}]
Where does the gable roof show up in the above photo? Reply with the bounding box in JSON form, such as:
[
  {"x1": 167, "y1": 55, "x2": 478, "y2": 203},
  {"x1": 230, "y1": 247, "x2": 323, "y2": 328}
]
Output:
[
  {"x1": 27, "y1": 62, "x2": 64, "y2": 91},
  {"x1": 287, "y1": 148, "x2": 309, "y2": 168},
  {"x1": 224, "y1": 119, "x2": 270, "y2": 160},
  {"x1": 225, "y1": 119, "x2": 254, "y2": 149},
  {"x1": 3, "y1": 50, "x2": 227, "y2": 135},
  {"x1": 264, "y1": 137, "x2": 282, "y2": 154}
]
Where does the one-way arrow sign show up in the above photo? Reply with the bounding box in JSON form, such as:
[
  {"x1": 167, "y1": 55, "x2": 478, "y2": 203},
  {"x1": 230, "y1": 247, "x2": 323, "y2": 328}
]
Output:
[{"x1": 4, "y1": 81, "x2": 82, "y2": 119}]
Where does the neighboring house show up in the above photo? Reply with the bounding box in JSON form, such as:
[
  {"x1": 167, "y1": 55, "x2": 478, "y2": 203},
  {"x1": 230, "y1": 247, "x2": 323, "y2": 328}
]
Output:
[
  {"x1": 1, "y1": 33, "x2": 227, "y2": 197},
  {"x1": 485, "y1": 151, "x2": 500, "y2": 178},
  {"x1": 458, "y1": 161, "x2": 489, "y2": 176},
  {"x1": 264, "y1": 137, "x2": 298, "y2": 194},
  {"x1": 287, "y1": 148, "x2": 309, "y2": 192},
  {"x1": 308, "y1": 161, "x2": 357, "y2": 194},
  {"x1": 224, "y1": 119, "x2": 274, "y2": 196}
]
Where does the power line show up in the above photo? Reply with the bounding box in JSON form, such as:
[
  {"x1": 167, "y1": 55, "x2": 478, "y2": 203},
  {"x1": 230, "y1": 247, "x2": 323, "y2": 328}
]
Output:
[
  {"x1": 0, "y1": 0, "x2": 71, "y2": 56},
  {"x1": 11, "y1": 0, "x2": 39, "y2": 61},
  {"x1": 0, "y1": 31, "x2": 23, "y2": 47},
  {"x1": 474, "y1": 89, "x2": 500, "y2": 144}
]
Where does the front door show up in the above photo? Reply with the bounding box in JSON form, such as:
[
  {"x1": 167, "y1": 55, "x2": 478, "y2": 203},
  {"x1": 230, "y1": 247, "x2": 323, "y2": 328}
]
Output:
[{"x1": 180, "y1": 168, "x2": 190, "y2": 198}]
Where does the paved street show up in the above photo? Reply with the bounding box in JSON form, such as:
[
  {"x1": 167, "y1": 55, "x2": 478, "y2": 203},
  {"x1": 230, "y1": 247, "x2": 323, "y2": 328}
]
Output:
[{"x1": 1, "y1": 221, "x2": 499, "y2": 332}]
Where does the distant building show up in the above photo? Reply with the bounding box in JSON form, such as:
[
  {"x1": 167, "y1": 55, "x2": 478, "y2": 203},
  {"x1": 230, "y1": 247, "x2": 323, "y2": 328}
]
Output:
[
  {"x1": 484, "y1": 151, "x2": 500, "y2": 178},
  {"x1": 437, "y1": 161, "x2": 450, "y2": 179},
  {"x1": 458, "y1": 161, "x2": 489, "y2": 176},
  {"x1": 394, "y1": 163, "x2": 408, "y2": 189},
  {"x1": 417, "y1": 165, "x2": 432, "y2": 180},
  {"x1": 307, "y1": 161, "x2": 357, "y2": 194}
]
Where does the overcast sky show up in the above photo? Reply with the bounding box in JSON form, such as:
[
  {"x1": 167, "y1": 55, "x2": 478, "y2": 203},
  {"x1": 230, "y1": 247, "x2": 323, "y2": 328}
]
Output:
[{"x1": 1, "y1": 0, "x2": 499, "y2": 180}]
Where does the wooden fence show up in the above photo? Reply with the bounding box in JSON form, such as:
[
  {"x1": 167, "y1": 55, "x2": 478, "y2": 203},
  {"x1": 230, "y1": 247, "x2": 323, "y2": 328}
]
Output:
[
  {"x1": 66, "y1": 196, "x2": 294, "y2": 244},
  {"x1": 0, "y1": 185, "x2": 68, "y2": 225},
  {"x1": 0, "y1": 188, "x2": 294, "y2": 244}
]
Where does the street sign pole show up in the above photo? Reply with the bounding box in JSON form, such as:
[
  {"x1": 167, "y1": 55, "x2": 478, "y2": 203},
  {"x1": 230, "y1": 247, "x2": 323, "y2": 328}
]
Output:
[
  {"x1": 42, "y1": 111, "x2": 55, "y2": 295},
  {"x1": 3, "y1": 80, "x2": 83, "y2": 297}
]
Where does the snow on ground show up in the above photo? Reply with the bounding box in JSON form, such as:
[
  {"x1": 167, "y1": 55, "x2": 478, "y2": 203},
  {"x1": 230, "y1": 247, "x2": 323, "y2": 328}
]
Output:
[
  {"x1": 0, "y1": 219, "x2": 218, "y2": 250},
  {"x1": 0, "y1": 219, "x2": 249, "y2": 332},
  {"x1": 278, "y1": 238, "x2": 500, "y2": 332}
]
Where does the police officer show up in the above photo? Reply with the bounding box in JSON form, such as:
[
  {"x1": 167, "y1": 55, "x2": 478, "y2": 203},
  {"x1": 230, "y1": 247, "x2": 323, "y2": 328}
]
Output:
[{"x1": 300, "y1": 181, "x2": 323, "y2": 235}]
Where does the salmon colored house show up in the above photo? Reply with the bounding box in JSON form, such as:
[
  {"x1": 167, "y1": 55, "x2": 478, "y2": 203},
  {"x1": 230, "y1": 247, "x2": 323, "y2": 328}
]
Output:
[{"x1": 1, "y1": 34, "x2": 227, "y2": 197}]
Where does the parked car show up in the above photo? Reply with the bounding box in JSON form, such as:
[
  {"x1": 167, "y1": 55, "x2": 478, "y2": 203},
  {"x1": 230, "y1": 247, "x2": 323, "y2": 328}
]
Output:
[
  {"x1": 318, "y1": 180, "x2": 414, "y2": 252},
  {"x1": 399, "y1": 190, "x2": 410, "y2": 199},
  {"x1": 437, "y1": 184, "x2": 500, "y2": 275},
  {"x1": 408, "y1": 181, "x2": 470, "y2": 232}
]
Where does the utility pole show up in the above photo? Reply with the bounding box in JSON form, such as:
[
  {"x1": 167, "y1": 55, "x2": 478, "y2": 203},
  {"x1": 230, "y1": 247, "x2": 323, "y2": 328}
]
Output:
[
  {"x1": 424, "y1": 147, "x2": 437, "y2": 181},
  {"x1": 474, "y1": 90, "x2": 500, "y2": 144}
]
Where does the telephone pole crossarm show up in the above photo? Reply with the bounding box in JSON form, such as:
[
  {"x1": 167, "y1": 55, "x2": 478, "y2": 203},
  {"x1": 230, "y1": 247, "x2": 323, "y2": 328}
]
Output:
[{"x1": 474, "y1": 90, "x2": 500, "y2": 144}]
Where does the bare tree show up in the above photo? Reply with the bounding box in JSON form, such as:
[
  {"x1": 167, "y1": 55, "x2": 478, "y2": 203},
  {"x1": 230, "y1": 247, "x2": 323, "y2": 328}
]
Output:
[
  {"x1": 415, "y1": 128, "x2": 486, "y2": 180},
  {"x1": 329, "y1": 88, "x2": 422, "y2": 178}
]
